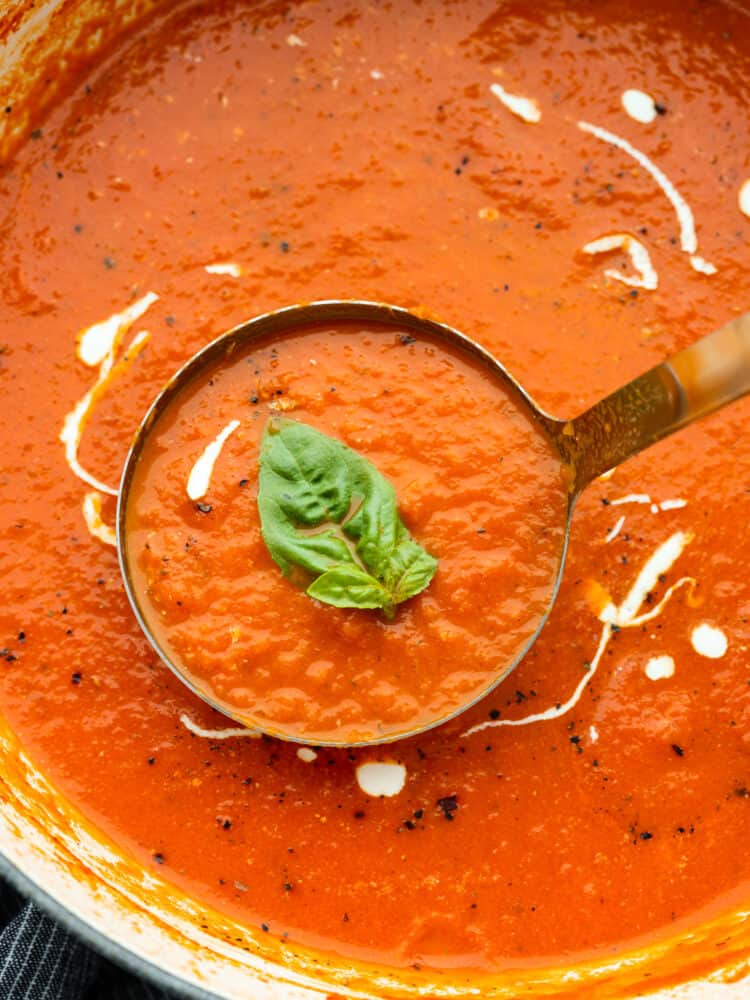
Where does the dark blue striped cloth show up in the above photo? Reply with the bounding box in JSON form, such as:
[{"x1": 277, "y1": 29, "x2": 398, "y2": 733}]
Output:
[{"x1": 0, "y1": 879, "x2": 176, "y2": 999}]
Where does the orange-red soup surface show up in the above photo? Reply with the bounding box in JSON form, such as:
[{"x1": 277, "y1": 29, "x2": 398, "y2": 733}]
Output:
[{"x1": 1, "y1": 0, "x2": 750, "y2": 978}]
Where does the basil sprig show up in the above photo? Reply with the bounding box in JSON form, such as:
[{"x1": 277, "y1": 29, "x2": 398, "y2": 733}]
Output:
[{"x1": 257, "y1": 418, "x2": 437, "y2": 617}]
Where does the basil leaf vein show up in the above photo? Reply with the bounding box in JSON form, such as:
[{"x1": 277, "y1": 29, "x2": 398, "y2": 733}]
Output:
[{"x1": 257, "y1": 418, "x2": 437, "y2": 616}]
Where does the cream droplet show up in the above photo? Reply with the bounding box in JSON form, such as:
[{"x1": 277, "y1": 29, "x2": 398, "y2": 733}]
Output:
[
  {"x1": 645, "y1": 655, "x2": 675, "y2": 681},
  {"x1": 205, "y1": 262, "x2": 243, "y2": 278},
  {"x1": 621, "y1": 89, "x2": 658, "y2": 124},
  {"x1": 739, "y1": 179, "x2": 750, "y2": 219},
  {"x1": 689, "y1": 255, "x2": 717, "y2": 276},
  {"x1": 658, "y1": 498, "x2": 687, "y2": 511},
  {"x1": 489, "y1": 83, "x2": 541, "y2": 124},
  {"x1": 691, "y1": 624, "x2": 728, "y2": 659},
  {"x1": 355, "y1": 761, "x2": 406, "y2": 797},
  {"x1": 297, "y1": 747, "x2": 317, "y2": 763}
]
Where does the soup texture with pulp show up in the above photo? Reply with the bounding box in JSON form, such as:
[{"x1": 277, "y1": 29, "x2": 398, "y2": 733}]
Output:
[
  {"x1": 125, "y1": 322, "x2": 568, "y2": 744},
  {"x1": 1, "y1": 0, "x2": 750, "y2": 979}
]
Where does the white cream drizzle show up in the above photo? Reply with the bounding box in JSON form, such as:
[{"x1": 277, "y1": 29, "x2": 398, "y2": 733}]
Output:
[
  {"x1": 76, "y1": 292, "x2": 158, "y2": 367},
  {"x1": 613, "y1": 530, "x2": 693, "y2": 625},
  {"x1": 621, "y1": 89, "x2": 658, "y2": 125},
  {"x1": 462, "y1": 530, "x2": 693, "y2": 738},
  {"x1": 489, "y1": 83, "x2": 541, "y2": 124},
  {"x1": 582, "y1": 233, "x2": 658, "y2": 290},
  {"x1": 651, "y1": 498, "x2": 687, "y2": 513},
  {"x1": 82, "y1": 491, "x2": 116, "y2": 547},
  {"x1": 739, "y1": 179, "x2": 750, "y2": 219},
  {"x1": 61, "y1": 294, "x2": 158, "y2": 495},
  {"x1": 179, "y1": 713, "x2": 261, "y2": 739},
  {"x1": 577, "y1": 121, "x2": 715, "y2": 277},
  {"x1": 204, "y1": 262, "x2": 244, "y2": 278},
  {"x1": 463, "y1": 624, "x2": 612, "y2": 736},
  {"x1": 186, "y1": 419, "x2": 241, "y2": 501},
  {"x1": 608, "y1": 494, "x2": 686, "y2": 515},
  {"x1": 600, "y1": 575, "x2": 696, "y2": 630},
  {"x1": 690, "y1": 623, "x2": 728, "y2": 659},
  {"x1": 645, "y1": 654, "x2": 675, "y2": 681},
  {"x1": 690, "y1": 255, "x2": 717, "y2": 275},
  {"x1": 355, "y1": 761, "x2": 407, "y2": 797},
  {"x1": 610, "y1": 493, "x2": 652, "y2": 506},
  {"x1": 605, "y1": 514, "x2": 625, "y2": 543},
  {"x1": 589, "y1": 725, "x2": 600, "y2": 743}
]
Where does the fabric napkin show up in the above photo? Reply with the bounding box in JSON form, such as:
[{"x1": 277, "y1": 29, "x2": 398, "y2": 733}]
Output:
[{"x1": 0, "y1": 877, "x2": 176, "y2": 999}]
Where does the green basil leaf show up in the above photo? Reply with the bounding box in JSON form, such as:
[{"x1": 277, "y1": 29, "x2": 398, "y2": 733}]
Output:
[
  {"x1": 307, "y1": 565, "x2": 392, "y2": 613},
  {"x1": 257, "y1": 418, "x2": 438, "y2": 615},
  {"x1": 384, "y1": 540, "x2": 439, "y2": 604}
]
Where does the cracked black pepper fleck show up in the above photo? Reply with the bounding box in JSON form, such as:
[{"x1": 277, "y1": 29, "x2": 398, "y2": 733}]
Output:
[{"x1": 437, "y1": 795, "x2": 458, "y2": 820}]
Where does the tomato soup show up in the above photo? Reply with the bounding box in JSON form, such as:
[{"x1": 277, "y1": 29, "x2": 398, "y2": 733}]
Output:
[
  {"x1": 124, "y1": 320, "x2": 569, "y2": 744},
  {"x1": 1, "y1": 0, "x2": 750, "y2": 982}
]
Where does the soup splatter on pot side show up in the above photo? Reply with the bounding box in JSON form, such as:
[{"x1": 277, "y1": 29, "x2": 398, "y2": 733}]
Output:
[{"x1": 1, "y1": 0, "x2": 750, "y2": 973}]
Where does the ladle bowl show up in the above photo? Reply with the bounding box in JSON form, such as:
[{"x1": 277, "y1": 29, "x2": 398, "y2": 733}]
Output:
[{"x1": 117, "y1": 300, "x2": 750, "y2": 746}]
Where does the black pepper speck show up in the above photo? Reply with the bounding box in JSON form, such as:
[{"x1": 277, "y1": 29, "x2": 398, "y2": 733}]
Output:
[{"x1": 436, "y1": 795, "x2": 458, "y2": 821}]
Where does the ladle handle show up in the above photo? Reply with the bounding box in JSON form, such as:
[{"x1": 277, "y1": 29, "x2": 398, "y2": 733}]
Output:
[{"x1": 555, "y1": 311, "x2": 750, "y2": 492}]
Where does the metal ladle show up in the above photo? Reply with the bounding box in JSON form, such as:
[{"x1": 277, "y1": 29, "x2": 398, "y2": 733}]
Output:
[{"x1": 117, "y1": 301, "x2": 750, "y2": 747}]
